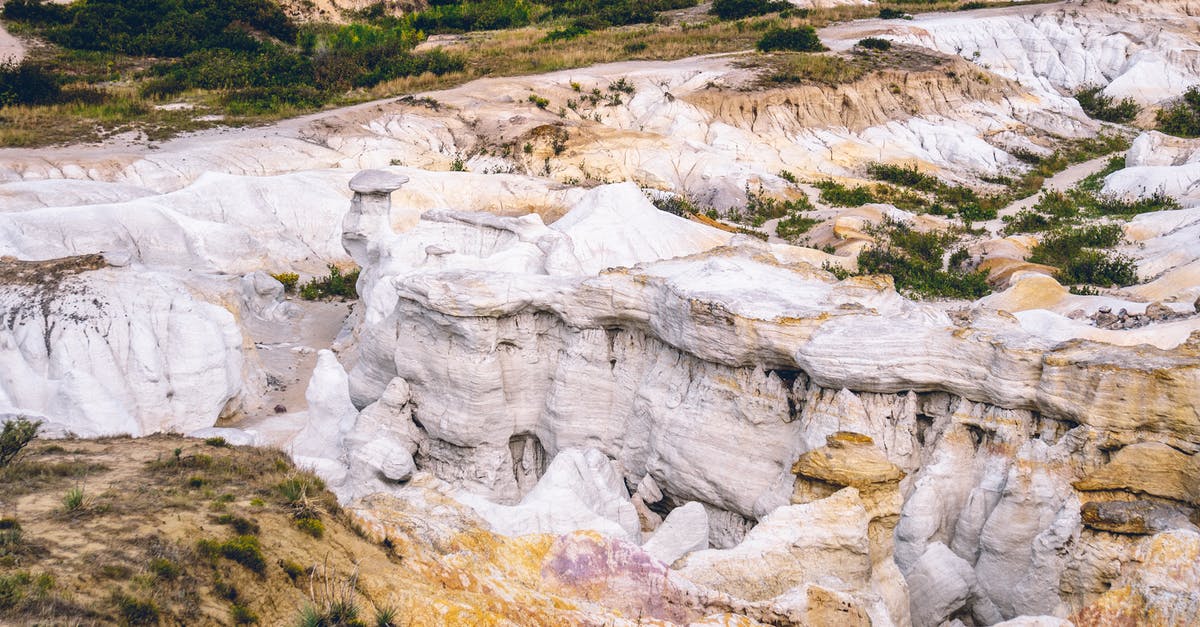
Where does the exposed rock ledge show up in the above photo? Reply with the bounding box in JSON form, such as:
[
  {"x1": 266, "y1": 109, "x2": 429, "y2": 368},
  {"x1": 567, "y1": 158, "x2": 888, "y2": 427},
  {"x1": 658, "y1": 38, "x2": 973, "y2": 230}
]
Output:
[{"x1": 313, "y1": 173, "x2": 1200, "y2": 624}]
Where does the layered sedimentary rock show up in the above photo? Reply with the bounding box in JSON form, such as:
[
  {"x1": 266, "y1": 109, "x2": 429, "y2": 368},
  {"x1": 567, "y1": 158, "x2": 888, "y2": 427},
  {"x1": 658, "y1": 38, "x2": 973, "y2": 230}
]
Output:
[{"x1": 325, "y1": 170, "x2": 1200, "y2": 624}]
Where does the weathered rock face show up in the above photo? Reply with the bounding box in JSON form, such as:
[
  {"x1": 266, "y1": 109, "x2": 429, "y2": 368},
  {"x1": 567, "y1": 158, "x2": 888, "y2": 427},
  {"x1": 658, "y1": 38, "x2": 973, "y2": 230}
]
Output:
[
  {"x1": 0, "y1": 256, "x2": 246, "y2": 436},
  {"x1": 324, "y1": 169, "x2": 1200, "y2": 625}
]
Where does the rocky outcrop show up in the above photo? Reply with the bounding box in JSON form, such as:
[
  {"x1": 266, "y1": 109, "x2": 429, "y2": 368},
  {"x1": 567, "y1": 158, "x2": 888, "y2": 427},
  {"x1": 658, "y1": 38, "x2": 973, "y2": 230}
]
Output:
[{"x1": 323, "y1": 168, "x2": 1200, "y2": 624}]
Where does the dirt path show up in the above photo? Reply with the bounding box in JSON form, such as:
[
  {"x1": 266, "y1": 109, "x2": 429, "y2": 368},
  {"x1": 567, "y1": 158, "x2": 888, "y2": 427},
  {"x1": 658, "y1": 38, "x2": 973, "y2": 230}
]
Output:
[
  {"x1": 0, "y1": 17, "x2": 25, "y2": 63},
  {"x1": 976, "y1": 152, "x2": 1123, "y2": 237}
]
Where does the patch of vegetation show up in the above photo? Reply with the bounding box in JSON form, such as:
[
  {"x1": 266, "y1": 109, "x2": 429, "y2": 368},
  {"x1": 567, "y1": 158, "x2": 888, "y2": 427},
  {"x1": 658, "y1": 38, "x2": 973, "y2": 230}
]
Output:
[
  {"x1": 849, "y1": 219, "x2": 991, "y2": 299},
  {"x1": 231, "y1": 602, "x2": 260, "y2": 625},
  {"x1": 1155, "y1": 87, "x2": 1200, "y2": 138},
  {"x1": 299, "y1": 265, "x2": 360, "y2": 300},
  {"x1": 761, "y1": 52, "x2": 866, "y2": 86},
  {"x1": 856, "y1": 37, "x2": 891, "y2": 51},
  {"x1": 295, "y1": 517, "x2": 326, "y2": 539},
  {"x1": 0, "y1": 571, "x2": 55, "y2": 612},
  {"x1": 149, "y1": 557, "x2": 180, "y2": 581},
  {"x1": 272, "y1": 272, "x2": 300, "y2": 293},
  {"x1": 815, "y1": 180, "x2": 877, "y2": 207},
  {"x1": 711, "y1": 0, "x2": 791, "y2": 20},
  {"x1": 0, "y1": 418, "x2": 40, "y2": 467},
  {"x1": 61, "y1": 485, "x2": 86, "y2": 512},
  {"x1": 1074, "y1": 85, "x2": 1139, "y2": 124},
  {"x1": 0, "y1": 60, "x2": 60, "y2": 107},
  {"x1": 776, "y1": 213, "x2": 820, "y2": 242},
  {"x1": 215, "y1": 514, "x2": 261, "y2": 536},
  {"x1": 878, "y1": 7, "x2": 910, "y2": 18},
  {"x1": 204, "y1": 437, "x2": 229, "y2": 448},
  {"x1": 1027, "y1": 224, "x2": 1137, "y2": 287},
  {"x1": 756, "y1": 25, "x2": 826, "y2": 52},
  {"x1": 112, "y1": 592, "x2": 160, "y2": 626},
  {"x1": 197, "y1": 536, "x2": 267, "y2": 575}
]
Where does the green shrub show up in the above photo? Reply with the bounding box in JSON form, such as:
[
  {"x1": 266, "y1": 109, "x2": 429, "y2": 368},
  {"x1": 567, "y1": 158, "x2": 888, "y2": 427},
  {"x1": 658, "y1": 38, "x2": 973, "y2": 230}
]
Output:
[
  {"x1": 542, "y1": 23, "x2": 590, "y2": 42},
  {"x1": 1157, "y1": 87, "x2": 1200, "y2": 137},
  {"x1": 299, "y1": 265, "x2": 360, "y2": 300},
  {"x1": 710, "y1": 0, "x2": 790, "y2": 19},
  {"x1": 1027, "y1": 223, "x2": 1136, "y2": 286},
  {"x1": 113, "y1": 593, "x2": 160, "y2": 626},
  {"x1": 197, "y1": 536, "x2": 267, "y2": 574},
  {"x1": 279, "y1": 559, "x2": 309, "y2": 582},
  {"x1": 1074, "y1": 85, "x2": 1139, "y2": 123},
  {"x1": 776, "y1": 213, "x2": 819, "y2": 242},
  {"x1": 757, "y1": 26, "x2": 826, "y2": 52},
  {"x1": 866, "y1": 162, "x2": 939, "y2": 191},
  {"x1": 854, "y1": 220, "x2": 991, "y2": 299},
  {"x1": 272, "y1": 272, "x2": 300, "y2": 292},
  {"x1": 22, "y1": 0, "x2": 297, "y2": 57},
  {"x1": 216, "y1": 514, "x2": 261, "y2": 535},
  {"x1": 0, "y1": 518, "x2": 22, "y2": 556},
  {"x1": 409, "y1": 0, "x2": 536, "y2": 33},
  {"x1": 878, "y1": 7, "x2": 908, "y2": 19},
  {"x1": 528, "y1": 93, "x2": 550, "y2": 109},
  {"x1": 232, "y1": 603, "x2": 260, "y2": 625},
  {"x1": 62, "y1": 486, "x2": 85, "y2": 512},
  {"x1": 149, "y1": 557, "x2": 180, "y2": 581},
  {"x1": 204, "y1": 437, "x2": 228, "y2": 448},
  {"x1": 295, "y1": 517, "x2": 325, "y2": 539},
  {"x1": 856, "y1": 37, "x2": 891, "y2": 51},
  {"x1": 0, "y1": 60, "x2": 61, "y2": 107},
  {"x1": 816, "y1": 180, "x2": 876, "y2": 206},
  {"x1": 0, "y1": 418, "x2": 41, "y2": 467}
]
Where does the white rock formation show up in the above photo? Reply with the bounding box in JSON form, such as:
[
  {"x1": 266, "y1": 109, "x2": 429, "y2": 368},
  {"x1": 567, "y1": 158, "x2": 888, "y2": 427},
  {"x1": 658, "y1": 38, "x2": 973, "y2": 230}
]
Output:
[{"x1": 641, "y1": 501, "x2": 710, "y2": 565}]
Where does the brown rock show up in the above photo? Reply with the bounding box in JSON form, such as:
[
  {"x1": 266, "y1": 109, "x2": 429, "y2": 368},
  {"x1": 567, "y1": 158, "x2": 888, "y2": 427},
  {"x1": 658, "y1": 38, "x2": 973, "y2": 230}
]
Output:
[
  {"x1": 1073, "y1": 442, "x2": 1200, "y2": 505},
  {"x1": 1080, "y1": 500, "x2": 1197, "y2": 535}
]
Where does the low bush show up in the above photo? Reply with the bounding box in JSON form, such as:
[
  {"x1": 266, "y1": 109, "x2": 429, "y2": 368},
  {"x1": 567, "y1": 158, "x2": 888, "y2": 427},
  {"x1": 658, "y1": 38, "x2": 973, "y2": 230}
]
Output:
[
  {"x1": 215, "y1": 514, "x2": 261, "y2": 536},
  {"x1": 1074, "y1": 85, "x2": 1139, "y2": 124},
  {"x1": 1156, "y1": 87, "x2": 1200, "y2": 137},
  {"x1": 856, "y1": 220, "x2": 991, "y2": 299},
  {"x1": 299, "y1": 265, "x2": 360, "y2": 300},
  {"x1": 775, "y1": 213, "x2": 819, "y2": 242},
  {"x1": 815, "y1": 180, "x2": 876, "y2": 206},
  {"x1": 757, "y1": 26, "x2": 826, "y2": 52},
  {"x1": 231, "y1": 602, "x2": 260, "y2": 625},
  {"x1": 878, "y1": 7, "x2": 908, "y2": 19},
  {"x1": 856, "y1": 37, "x2": 891, "y2": 51},
  {"x1": 271, "y1": 272, "x2": 300, "y2": 292},
  {"x1": 710, "y1": 0, "x2": 790, "y2": 20},
  {"x1": 0, "y1": 571, "x2": 53, "y2": 611},
  {"x1": 0, "y1": 418, "x2": 41, "y2": 467},
  {"x1": 1027, "y1": 223, "x2": 1136, "y2": 286},
  {"x1": 763, "y1": 53, "x2": 865, "y2": 86},
  {"x1": 295, "y1": 517, "x2": 325, "y2": 539},
  {"x1": 0, "y1": 60, "x2": 60, "y2": 107},
  {"x1": 197, "y1": 535, "x2": 267, "y2": 574},
  {"x1": 113, "y1": 592, "x2": 159, "y2": 625},
  {"x1": 866, "y1": 162, "x2": 938, "y2": 191}
]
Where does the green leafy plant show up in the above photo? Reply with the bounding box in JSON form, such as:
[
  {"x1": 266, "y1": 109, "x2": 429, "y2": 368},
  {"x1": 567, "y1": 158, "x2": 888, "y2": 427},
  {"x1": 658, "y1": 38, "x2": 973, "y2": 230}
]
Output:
[
  {"x1": 62, "y1": 485, "x2": 86, "y2": 512},
  {"x1": 1157, "y1": 87, "x2": 1200, "y2": 137},
  {"x1": 272, "y1": 273, "x2": 300, "y2": 293},
  {"x1": 197, "y1": 535, "x2": 267, "y2": 574},
  {"x1": 0, "y1": 417, "x2": 41, "y2": 467},
  {"x1": 299, "y1": 265, "x2": 360, "y2": 300},
  {"x1": 1074, "y1": 85, "x2": 1139, "y2": 123},
  {"x1": 856, "y1": 37, "x2": 891, "y2": 51},
  {"x1": 756, "y1": 26, "x2": 826, "y2": 52},
  {"x1": 710, "y1": 0, "x2": 790, "y2": 20}
]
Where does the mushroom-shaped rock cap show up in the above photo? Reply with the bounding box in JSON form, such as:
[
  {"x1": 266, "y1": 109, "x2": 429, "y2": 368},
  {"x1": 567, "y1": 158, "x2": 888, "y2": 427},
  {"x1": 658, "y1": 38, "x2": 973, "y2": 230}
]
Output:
[
  {"x1": 349, "y1": 170, "x2": 410, "y2": 194},
  {"x1": 791, "y1": 431, "x2": 906, "y2": 488}
]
